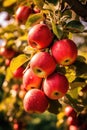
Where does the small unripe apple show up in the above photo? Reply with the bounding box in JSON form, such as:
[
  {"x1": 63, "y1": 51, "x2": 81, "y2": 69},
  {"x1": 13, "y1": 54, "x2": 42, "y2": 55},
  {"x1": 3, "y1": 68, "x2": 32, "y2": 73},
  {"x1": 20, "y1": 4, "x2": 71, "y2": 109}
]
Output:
[
  {"x1": 23, "y1": 68, "x2": 42, "y2": 91},
  {"x1": 51, "y1": 39, "x2": 78, "y2": 66},
  {"x1": 28, "y1": 24, "x2": 53, "y2": 49},
  {"x1": 15, "y1": 6, "x2": 33, "y2": 24},
  {"x1": 30, "y1": 52, "x2": 56, "y2": 78},
  {"x1": 0, "y1": 47, "x2": 16, "y2": 59},
  {"x1": 13, "y1": 66, "x2": 24, "y2": 79},
  {"x1": 42, "y1": 72, "x2": 69, "y2": 100},
  {"x1": 23, "y1": 89, "x2": 49, "y2": 113}
]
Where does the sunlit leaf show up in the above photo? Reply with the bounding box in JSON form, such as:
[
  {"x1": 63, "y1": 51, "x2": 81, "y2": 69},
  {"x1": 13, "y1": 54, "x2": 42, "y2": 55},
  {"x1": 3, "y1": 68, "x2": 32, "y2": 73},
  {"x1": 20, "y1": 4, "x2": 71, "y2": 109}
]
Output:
[
  {"x1": 26, "y1": 13, "x2": 44, "y2": 27},
  {"x1": 65, "y1": 20, "x2": 84, "y2": 33},
  {"x1": 33, "y1": 0, "x2": 44, "y2": 9},
  {"x1": 64, "y1": 94, "x2": 84, "y2": 112},
  {"x1": 68, "y1": 87, "x2": 82, "y2": 99},
  {"x1": 6, "y1": 67, "x2": 13, "y2": 81},
  {"x1": 52, "y1": 21, "x2": 63, "y2": 39},
  {"x1": 3, "y1": 0, "x2": 16, "y2": 7},
  {"x1": 10, "y1": 54, "x2": 29, "y2": 72}
]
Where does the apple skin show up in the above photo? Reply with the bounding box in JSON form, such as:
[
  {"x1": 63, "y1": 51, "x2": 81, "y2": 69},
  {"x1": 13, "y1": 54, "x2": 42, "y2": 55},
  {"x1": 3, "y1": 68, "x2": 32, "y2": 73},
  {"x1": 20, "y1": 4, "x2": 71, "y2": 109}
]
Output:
[
  {"x1": 0, "y1": 47, "x2": 16, "y2": 59},
  {"x1": 30, "y1": 52, "x2": 56, "y2": 78},
  {"x1": 15, "y1": 6, "x2": 33, "y2": 24},
  {"x1": 42, "y1": 72, "x2": 69, "y2": 100},
  {"x1": 23, "y1": 68, "x2": 42, "y2": 91},
  {"x1": 69, "y1": 125, "x2": 79, "y2": 130},
  {"x1": 65, "y1": 106, "x2": 77, "y2": 118},
  {"x1": 28, "y1": 24, "x2": 53, "y2": 49},
  {"x1": 23, "y1": 89, "x2": 49, "y2": 113},
  {"x1": 13, "y1": 66, "x2": 24, "y2": 79},
  {"x1": 66, "y1": 116, "x2": 78, "y2": 126},
  {"x1": 51, "y1": 39, "x2": 78, "y2": 66}
]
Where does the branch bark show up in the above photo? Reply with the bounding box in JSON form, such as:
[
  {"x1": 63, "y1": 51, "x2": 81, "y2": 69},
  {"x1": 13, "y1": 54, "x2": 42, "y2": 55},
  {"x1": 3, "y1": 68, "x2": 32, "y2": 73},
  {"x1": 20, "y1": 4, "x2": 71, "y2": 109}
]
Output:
[{"x1": 64, "y1": 0, "x2": 87, "y2": 18}]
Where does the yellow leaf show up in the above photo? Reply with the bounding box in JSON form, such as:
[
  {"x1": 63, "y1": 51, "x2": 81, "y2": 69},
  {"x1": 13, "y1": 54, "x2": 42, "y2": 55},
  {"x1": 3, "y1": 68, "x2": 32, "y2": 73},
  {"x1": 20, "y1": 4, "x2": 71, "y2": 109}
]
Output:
[
  {"x1": 3, "y1": 0, "x2": 16, "y2": 7},
  {"x1": 10, "y1": 54, "x2": 29, "y2": 72}
]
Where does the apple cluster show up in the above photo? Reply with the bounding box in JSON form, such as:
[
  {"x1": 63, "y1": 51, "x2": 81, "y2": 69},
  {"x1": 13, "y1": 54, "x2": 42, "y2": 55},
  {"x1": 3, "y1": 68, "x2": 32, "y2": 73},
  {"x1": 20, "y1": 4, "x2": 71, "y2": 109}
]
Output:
[
  {"x1": 22, "y1": 22, "x2": 78, "y2": 114},
  {"x1": 64, "y1": 105, "x2": 87, "y2": 130},
  {"x1": 14, "y1": 5, "x2": 78, "y2": 114}
]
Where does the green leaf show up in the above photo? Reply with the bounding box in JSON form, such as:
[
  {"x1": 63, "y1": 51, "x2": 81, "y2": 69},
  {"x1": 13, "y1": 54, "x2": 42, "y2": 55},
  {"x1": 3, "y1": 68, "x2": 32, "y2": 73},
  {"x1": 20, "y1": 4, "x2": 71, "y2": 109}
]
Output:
[
  {"x1": 33, "y1": 0, "x2": 44, "y2": 9},
  {"x1": 0, "y1": 73, "x2": 5, "y2": 87},
  {"x1": 46, "y1": 0, "x2": 58, "y2": 5},
  {"x1": 26, "y1": 13, "x2": 44, "y2": 28},
  {"x1": 68, "y1": 87, "x2": 82, "y2": 99},
  {"x1": 10, "y1": 54, "x2": 29, "y2": 72},
  {"x1": 65, "y1": 20, "x2": 84, "y2": 33},
  {"x1": 48, "y1": 99, "x2": 61, "y2": 114},
  {"x1": 3, "y1": 0, "x2": 16, "y2": 7},
  {"x1": 52, "y1": 21, "x2": 63, "y2": 39},
  {"x1": 64, "y1": 94, "x2": 84, "y2": 112}
]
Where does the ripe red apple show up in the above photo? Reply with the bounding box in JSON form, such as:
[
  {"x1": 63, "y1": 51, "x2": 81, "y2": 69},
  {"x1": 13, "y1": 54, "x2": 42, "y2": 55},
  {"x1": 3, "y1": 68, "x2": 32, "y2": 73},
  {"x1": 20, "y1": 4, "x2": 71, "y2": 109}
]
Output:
[
  {"x1": 30, "y1": 52, "x2": 56, "y2": 78},
  {"x1": 15, "y1": 6, "x2": 33, "y2": 24},
  {"x1": 42, "y1": 72, "x2": 69, "y2": 100},
  {"x1": 0, "y1": 47, "x2": 16, "y2": 59},
  {"x1": 65, "y1": 106, "x2": 77, "y2": 118},
  {"x1": 28, "y1": 24, "x2": 53, "y2": 49},
  {"x1": 5, "y1": 59, "x2": 11, "y2": 66},
  {"x1": 51, "y1": 39, "x2": 78, "y2": 66},
  {"x1": 23, "y1": 68, "x2": 42, "y2": 91},
  {"x1": 69, "y1": 125, "x2": 79, "y2": 130},
  {"x1": 66, "y1": 116, "x2": 78, "y2": 126},
  {"x1": 13, "y1": 66, "x2": 24, "y2": 79},
  {"x1": 23, "y1": 89, "x2": 49, "y2": 113}
]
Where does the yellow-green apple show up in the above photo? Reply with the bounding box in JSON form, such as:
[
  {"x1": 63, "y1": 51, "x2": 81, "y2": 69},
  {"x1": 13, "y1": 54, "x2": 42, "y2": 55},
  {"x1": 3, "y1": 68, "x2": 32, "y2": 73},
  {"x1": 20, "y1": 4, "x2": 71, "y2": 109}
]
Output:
[
  {"x1": 23, "y1": 89, "x2": 49, "y2": 113},
  {"x1": 51, "y1": 39, "x2": 78, "y2": 66},
  {"x1": 13, "y1": 66, "x2": 24, "y2": 79},
  {"x1": 23, "y1": 68, "x2": 42, "y2": 91},
  {"x1": 42, "y1": 72, "x2": 69, "y2": 100},
  {"x1": 0, "y1": 47, "x2": 16, "y2": 59},
  {"x1": 30, "y1": 52, "x2": 56, "y2": 78},
  {"x1": 15, "y1": 6, "x2": 33, "y2": 24},
  {"x1": 28, "y1": 24, "x2": 53, "y2": 49}
]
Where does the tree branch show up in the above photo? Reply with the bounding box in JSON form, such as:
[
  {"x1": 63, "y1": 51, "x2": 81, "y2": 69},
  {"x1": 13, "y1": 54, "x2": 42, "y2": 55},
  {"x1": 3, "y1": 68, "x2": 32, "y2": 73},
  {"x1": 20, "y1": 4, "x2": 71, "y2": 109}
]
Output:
[{"x1": 64, "y1": 0, "x2": 87, "y2": 19}]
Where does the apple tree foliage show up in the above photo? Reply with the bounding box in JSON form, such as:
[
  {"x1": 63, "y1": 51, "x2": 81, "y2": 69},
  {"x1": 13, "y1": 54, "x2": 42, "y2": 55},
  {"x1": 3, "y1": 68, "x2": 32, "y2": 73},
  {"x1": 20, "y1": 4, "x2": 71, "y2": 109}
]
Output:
[{"x1": 0, "y1": 0, "x2": 87, "y2": 129}]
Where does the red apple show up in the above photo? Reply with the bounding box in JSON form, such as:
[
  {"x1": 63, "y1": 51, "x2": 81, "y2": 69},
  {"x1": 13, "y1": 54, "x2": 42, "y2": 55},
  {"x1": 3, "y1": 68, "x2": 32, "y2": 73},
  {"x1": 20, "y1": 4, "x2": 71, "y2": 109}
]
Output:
[
  {"x1": 51, "y1": 39, "x2": 78, "y2": 65},
  {"x1": 65, "y1": 106, "x2": 77, "y2": 118},
  {"x1": 5, "y1": 59, "x2": 11, "y2": 66},
  {"x1": 0, "y1": 47, "x2": 16, "y2": 59},
  {"x1": 69, "y1": 125, "x2": 79, "y2": 130},
  {"x1": 23, "y1": 68, "x2": 42, "y2": 91},
  {"x1": 13, "y1": 66, "x2": 24, "y2": 79},
  {"x1": 12, "y1": 84, "x2": 19, "y2": 91},
  {"x1": 23, "y1": 89, "x2": 49, "y2": 113},
  {"x1": 66, "y1": 116, "x2": 78, "y2": 126},
  {"x1": 18, "y1": 90, "x2": 26, "y2": 99},
  {"x1": 42, "y1": 72, "x2": 69, "y2": 100},
  {"x1": 15, "y1": 6, "x2": 33, "y2": 24},
  {"x1": 30, "y1": 52, "x2": 56, "y2": 78},
  {"x1": 28, "y1": 24, "x2": 53, "y2": 49}
]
